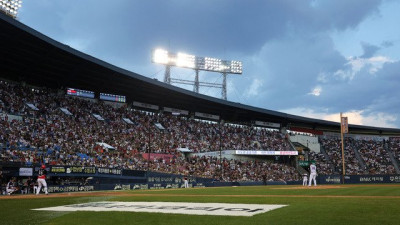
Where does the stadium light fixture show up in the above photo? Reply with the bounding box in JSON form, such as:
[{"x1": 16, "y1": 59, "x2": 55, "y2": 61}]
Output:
[
  {"x1": 152, "y1": 48, "x2": 242, "y2": 100},
  {"x1": 152, "y1": 48, "x2": 242, "y2": 74},
  {"x1": 176, "y1": 52, "x2": 196, "y2": 68},
  {"x1": 0, "y1": 0, "x2": 22, "y2": 18},
  {"x1": 153, "y1": 49, "x2": 169, "y2": 65}
]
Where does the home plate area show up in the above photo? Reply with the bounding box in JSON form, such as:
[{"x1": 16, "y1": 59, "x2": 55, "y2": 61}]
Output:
[{"x1": 33, "y1": 201, "x2": 287, "y2": 217}]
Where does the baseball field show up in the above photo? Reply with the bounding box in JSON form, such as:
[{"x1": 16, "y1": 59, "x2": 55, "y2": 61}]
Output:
[{"x1": 1, "y1": 184, "x2": 400, "y2": 225}]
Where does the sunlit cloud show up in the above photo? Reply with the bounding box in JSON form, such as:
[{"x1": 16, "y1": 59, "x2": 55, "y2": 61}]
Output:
[
  {"x1": 244, "y1": 78, "x2": 263, "y2": 98},
  {"x1": 283, "y1": 108, "x2": 397, "y2": 128},
  {"x1": 308, "y1": 86, "x2": 322, "y2": 96}
]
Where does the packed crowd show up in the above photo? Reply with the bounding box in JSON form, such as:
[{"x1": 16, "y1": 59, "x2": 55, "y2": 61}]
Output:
[
  {"x1": 356, "y1": 140, "x2": 395, "y2": 174},
  {"x1": 389, "y1": 138, "x2": 400, "y2": 164},
  {"x1": 145, "y1": 155, "x2": 298, "y2": 182},
  {"x1": 308, "y1": 151, "x2": 335, "y2": 175},
  {"x1": 1, "y1": 80, "x2": 399, "y2": 181},
  {"x1": 0, "y1": 80, "x2": 297, "y2": 181},
  {"x1": 319, "y1": 137, "x2": 396, "y2": 175},
  {"x1": 320, "y1": 137, "x2": 365, "y2": 175}
]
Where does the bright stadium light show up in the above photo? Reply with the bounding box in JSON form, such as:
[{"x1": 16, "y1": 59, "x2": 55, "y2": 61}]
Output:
[
  {"x1": 152, "y1": 48, "x2": 243, "y2": 100},
  {"x1": 152, "y1": 48, "x2": 242, "y2": 74},
  {"x1": 176, "y1": 52, "x2": 195, "y2": 68},
  {"x1": 152, "y1": 48, "x2": 169, "y2": 64},
  {"x1": 0, "y1": 0, "x2": 22, "y2": 18}
]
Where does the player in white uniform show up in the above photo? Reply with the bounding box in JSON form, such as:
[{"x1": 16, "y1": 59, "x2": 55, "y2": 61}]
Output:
[
  {"x1": 184, "y1": 175, "x2": 189, "y2": 188},
  {"x1": 308, "y1": 163, "x2": 317, "y2": 186},
  {"x1": 302, "y1": 173, "x2": 308, "y2": 186}
]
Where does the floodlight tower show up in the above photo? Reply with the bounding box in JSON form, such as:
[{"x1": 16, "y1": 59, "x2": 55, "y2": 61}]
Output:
[
  {"x1": 0, "y1": 0, "x2": 22, "y2": 19},
  {"x1": 152, "y1": 48, "x2": 242, "y2": 100},
  {"x1": 222, "y1": 73, "x2": 227, "y2": 100},
  {"x1": 164, "y1": 65, "x2": 171, "y2": 84}
]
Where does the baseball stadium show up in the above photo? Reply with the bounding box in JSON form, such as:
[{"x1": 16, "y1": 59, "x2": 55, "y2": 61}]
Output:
[{"x1": 1, "y1": 1, "x2": 400, "y2": 225}]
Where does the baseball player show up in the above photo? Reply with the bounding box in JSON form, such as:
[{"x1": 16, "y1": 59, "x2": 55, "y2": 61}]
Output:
[
  {"x1": 184, "y1": 175, "x2": 189, "y2": 188},
  {"x1": 36, "y1": 165, "x2": 48, "y2": 195},
  {"x1": 6, "y1": 177, "x2": 18, "y2": 195},
  {"x1": 308, "y1": 163, "x2": 317, "y2": 187},
  {"x1": 302, "y1": 173, "x2": 308, "y2": 186}
]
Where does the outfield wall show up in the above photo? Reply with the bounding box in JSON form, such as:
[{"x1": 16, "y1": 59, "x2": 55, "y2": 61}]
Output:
[
  {"x1": 318, "y1": 175, "x2": 400, "y2": 184},
  {"x1": 3, "y1": 164, "x2": 400, "y2": 194}
]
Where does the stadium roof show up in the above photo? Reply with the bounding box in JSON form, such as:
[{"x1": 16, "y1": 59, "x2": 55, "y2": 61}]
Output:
[{"x1": 1, "y1": 13, "x2": 400, "y2": 136}]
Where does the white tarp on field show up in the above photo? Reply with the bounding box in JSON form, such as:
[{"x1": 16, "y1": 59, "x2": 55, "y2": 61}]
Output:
[{"x1": 33, "y1": 201, "x2": 287, "y2": 217}]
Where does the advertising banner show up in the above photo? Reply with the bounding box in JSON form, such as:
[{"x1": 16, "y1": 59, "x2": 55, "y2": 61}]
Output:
[
  {"x1": 319, "y1": 175, "x2": 342, "y2": 184},
  {"x1": 235, "y1": 150, "x2": 298, "y2": 156},
  {"x1": 19, "y1": 167, "x2": 33, "y2": 176},
  {"x1": 48, "y1": 185, "x2": 95, "y2": 193},
  {"x1": 97, "y1": 168, "x2": 122, "y2": 175},
  {"x1": 319, "y1": 175, "x2": 400, "y2": 184},
  {"x1": 50, "y1": 166, "x2": 96, "y2": 174}
]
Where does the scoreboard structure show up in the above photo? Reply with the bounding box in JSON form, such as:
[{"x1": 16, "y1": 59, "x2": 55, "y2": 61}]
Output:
[
  {"x1": 67, "y1": 88, "x2": 95, "y2": 99},
  {"x1": 66, "y1": 88, "x2": 126, "y2": 103},
  {"x1": 100, "y1": 93, "x2": 126, "y2": 103}
]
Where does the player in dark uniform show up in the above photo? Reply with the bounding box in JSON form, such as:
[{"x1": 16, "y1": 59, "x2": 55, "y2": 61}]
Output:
[
  {"x1": 6, "y1": 177, "x2": 18, "y2": 195},
  {"x1": 36, "y1": 165, "x2": 48, "y2": 195}
]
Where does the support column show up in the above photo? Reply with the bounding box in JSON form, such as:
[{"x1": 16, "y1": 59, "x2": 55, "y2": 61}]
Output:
[
  {"x1": 222, "y1": 72, "x2": 227, "y2": 100},
  {"x1": 164, "y1": 65, "x2": 171, "y2": 84},
  {"x1": 194, "y1": 69, "x2": 199, "y2": 93}
]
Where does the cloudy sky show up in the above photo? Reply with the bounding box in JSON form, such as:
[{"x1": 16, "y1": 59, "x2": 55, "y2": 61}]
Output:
[{"x1": 17, "y1": 0, "x2": 400, "y2": 128}]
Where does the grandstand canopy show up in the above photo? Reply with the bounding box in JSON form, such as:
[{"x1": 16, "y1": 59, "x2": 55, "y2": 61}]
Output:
[{"x1": 1, "y1": 13, "x2": 400, "y2": 136}]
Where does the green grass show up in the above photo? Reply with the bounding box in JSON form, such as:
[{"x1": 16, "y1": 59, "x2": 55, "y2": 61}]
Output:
[{"x1": 1, "y1": 185, "x2": 400, "y2": 225}]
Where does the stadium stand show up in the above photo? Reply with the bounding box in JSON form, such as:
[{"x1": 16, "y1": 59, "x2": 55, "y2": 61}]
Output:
[
  {"x1": 2, "y1": 78, "x2": 400, "y2": 185},
  {"x1": 0, "y1": 80, "x2": 298, "y2": 182}
]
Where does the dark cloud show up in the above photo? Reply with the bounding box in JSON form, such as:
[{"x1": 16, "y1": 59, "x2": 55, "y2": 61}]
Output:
[
  {"x1": 361, "y1": 42, "x2": 380, "y2": 58},
  {"x1": 232, "y1": 33, "x2": 347, "y2": 111},
  {"x1": 309, "y1": 0, "x2": 382, "y2": 30},
  {"x1": 308, "y1": 60, "x2": 400, "y2": 127},
  {"x1": 381, "y1": 41, "x2": 394, "y2": 48},
  {"x1": 20, "y1": 0, "x2": 384, "y2": 63},
  {"x1": 19, "y1": 0, "x2": 399, "y2": 127}
]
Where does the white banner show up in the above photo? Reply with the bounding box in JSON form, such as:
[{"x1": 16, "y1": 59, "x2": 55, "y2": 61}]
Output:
[
  {"x1": 19, "y1": 167, "x2": 33, "y2": 176},
  {"x1": 34, "y1": 201, "x2": 287, "y2": 217},
  {"x1": 235, "y1": 150, "x2": 298, "y2": 156}
]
